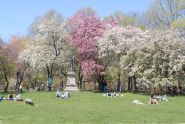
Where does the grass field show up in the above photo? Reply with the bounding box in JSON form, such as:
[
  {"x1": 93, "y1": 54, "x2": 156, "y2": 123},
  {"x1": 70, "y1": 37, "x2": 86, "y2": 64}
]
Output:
[{"x1": 0, "y1": 91, "x2": 185, "y2": 124}]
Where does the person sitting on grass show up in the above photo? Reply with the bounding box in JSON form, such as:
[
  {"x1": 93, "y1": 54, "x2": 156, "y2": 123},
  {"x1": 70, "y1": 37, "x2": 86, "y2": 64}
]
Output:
[
  {"x1": 55, "y1": 90, "x2": 70, "y2": 99},
  {"x1": 149, "y1": 92, "x2": 158, "y2": 104},
  {"x1": 15, "y1": 93, "x2": 23, "y2": 101},
  {"x1": 103, "y1": 92, "x2": 121, "y2": 97},
  {"x1": 56, "y1": 90, "x2": 62, "y2": 98},
  {"x1": 8, "y1": 91, "x2": 14, "y2": 100},
  {"x1": 0, "y1": 96, "x2": 4, "y2": 102}
]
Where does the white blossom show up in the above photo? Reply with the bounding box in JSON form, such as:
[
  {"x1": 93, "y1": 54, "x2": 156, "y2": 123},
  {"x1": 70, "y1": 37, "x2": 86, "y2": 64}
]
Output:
[{"x1": 19, "y1": 11, "x2": 69, "y2": 69}]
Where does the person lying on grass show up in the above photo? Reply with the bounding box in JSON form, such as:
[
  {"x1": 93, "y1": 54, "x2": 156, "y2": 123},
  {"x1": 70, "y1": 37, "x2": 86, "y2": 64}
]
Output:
[
  {"x1": 103, "y1": 92, "x2": 124, "y2": 97},
  {"x1": 154, "y1": 94, "x2": 169, "y2": 101},
  {"x1": 25, "y1": 99, "x2": 38, "y2": 106},
  {"x1": 0, "y1": 96, "x2": 5, "y2": 102},
  {"x1": 132, "y1": 100, "x2": 145, "y2": 105},
  {"x1": 61, "y1": 91, "x2": 70, "y2": 99}
]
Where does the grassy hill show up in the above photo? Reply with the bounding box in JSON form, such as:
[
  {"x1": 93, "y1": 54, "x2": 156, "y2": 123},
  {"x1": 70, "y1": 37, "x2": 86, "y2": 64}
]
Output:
[{"x1": 0, "y1": 91, "x2": 185, "y2": 124}]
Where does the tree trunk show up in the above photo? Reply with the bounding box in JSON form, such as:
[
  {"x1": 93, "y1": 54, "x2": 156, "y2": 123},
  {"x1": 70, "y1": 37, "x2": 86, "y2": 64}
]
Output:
[
  {"x1": 97, "y1": 74, "x2": 104, "y2": 92},
  {"x1": 79, "y1": 75, "x2": 83, "y2": 90},
  {"x1": 4, "y1": 73, "x2": 9, "y2": 92},
  {"x1": 132, "y1": 76, "x2": 137, "y2": 91},
  {"x1": 94, "y1": 81, "x2": 97, "y2": 90},
  {"x1": 134, "y1": 76, "x2": 137, "y2": 91},
  {"x1": 83, "y1": 81, "x2": 86, "y2": 91},
  {"x1": 15, "y1": 70, "x2": 21, "y2": 93},
  {"x1": 4, "y1": 82, "x2": 9, "y2": 92},
  {"x1": 130, "y1": 76, "x2": 133, "y2": 91},
  {"x1": 128, "y1": 77, "x2": 131, "y2": 91},
  {"x1": 15, "y1": 63, "x2": 29, "y2": 93},
  {"x1": 77, "y1": 66, "x2": 83, "y2": 90},
  {"x1": 46, "y1": 64, "x2": 53, "y2": 91},
  {"x1": 0, "y1": 59, "x2": 10, "y2": 92},
  {"x1": 117, "y1": 72, "x2": 121, "y2": 92}
]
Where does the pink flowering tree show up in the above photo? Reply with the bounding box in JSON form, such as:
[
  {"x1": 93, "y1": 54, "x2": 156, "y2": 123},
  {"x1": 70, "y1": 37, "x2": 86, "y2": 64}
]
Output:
[{"x1": 69, "y1": 8, "x2": 106, "y2": 90}]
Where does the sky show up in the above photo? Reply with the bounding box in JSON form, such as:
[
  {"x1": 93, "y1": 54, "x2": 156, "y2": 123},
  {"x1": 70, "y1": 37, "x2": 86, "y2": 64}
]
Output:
[{"x1": 0, "y1": 0, "x2": 153, "y2": 42}]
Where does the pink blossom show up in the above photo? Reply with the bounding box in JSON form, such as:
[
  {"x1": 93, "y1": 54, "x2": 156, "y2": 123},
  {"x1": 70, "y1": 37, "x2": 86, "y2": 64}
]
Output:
[{"x1": 69, "y1": 11, "x2": 106, "y2": 78}]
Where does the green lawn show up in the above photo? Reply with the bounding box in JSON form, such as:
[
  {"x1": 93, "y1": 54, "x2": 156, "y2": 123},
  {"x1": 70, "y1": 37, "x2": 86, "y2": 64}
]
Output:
[{"x1": 0, "y1": 91, "x2": 185, "y2": 124}]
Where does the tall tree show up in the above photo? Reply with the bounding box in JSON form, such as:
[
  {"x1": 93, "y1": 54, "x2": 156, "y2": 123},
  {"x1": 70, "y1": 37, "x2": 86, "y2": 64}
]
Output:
[
  {"x1": 4, "y1": 36, "x2": 28, "y2": 92},
  {"x1": 19, "y1": 10, "x2": 69, "y2": 91},
  {"x1": 97, "y1": 26, "x2": 146, "y2": 91},
  {"x1": 145, "y1": 0, "x2": 185, "y2": 30},
  {"x1": 121, "y1": 30, "x2": 185, "y2": 91},
  {"x1": 104, "y1": 11, "x2": 137, "y2": 27},
  {"x1": 0, "y1": 50, "x2": 14, "y2": 92},
  {"x1": 69, "y1": 8, "x2": 106, "y2": 90}
]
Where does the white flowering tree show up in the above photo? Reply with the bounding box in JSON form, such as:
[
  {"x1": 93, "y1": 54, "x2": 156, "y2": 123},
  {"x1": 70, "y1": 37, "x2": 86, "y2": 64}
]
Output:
[
  {"x1": 97, "y1": 26, "x2": 146, "y2": 91},
  {"x1": 19, "y1": 10, "x2": 69, "y2": 91},
  {"x1": 121, "y1": 30, "x2": 185, "y2": 91}
]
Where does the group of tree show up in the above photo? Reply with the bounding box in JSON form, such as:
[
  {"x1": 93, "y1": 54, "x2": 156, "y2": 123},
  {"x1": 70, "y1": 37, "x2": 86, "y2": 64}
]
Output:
[{"x1": 0, "y1": 0, "x2": 185, "y2": 93}]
